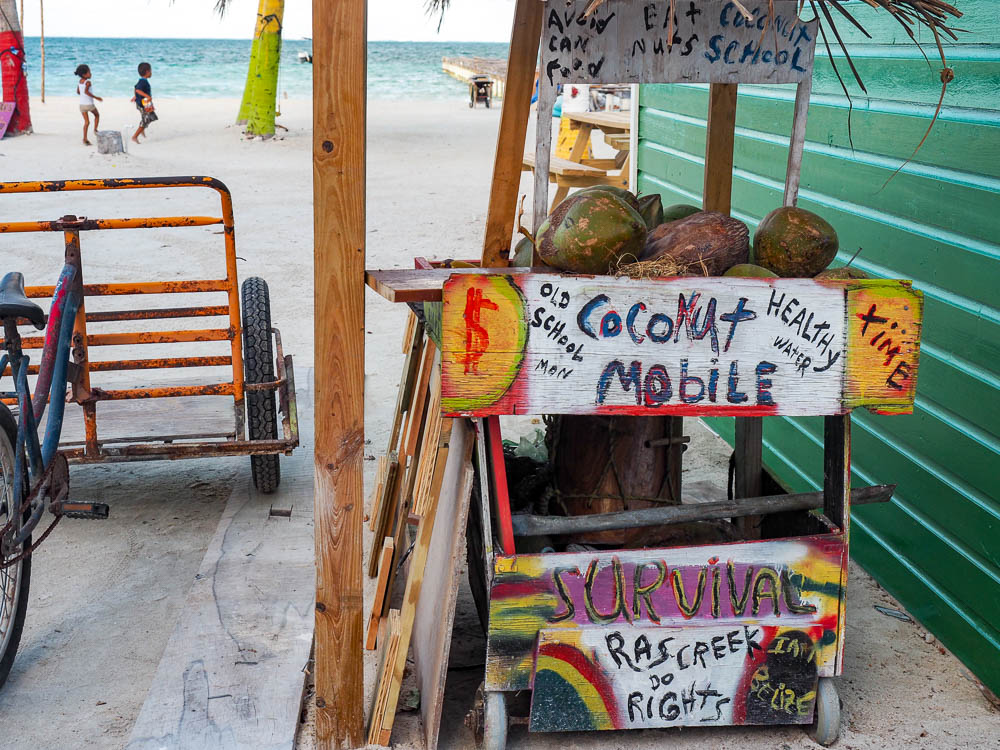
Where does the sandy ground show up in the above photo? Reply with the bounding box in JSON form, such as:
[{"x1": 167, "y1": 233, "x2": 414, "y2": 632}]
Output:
[{"x1": 0, "y1": 96, "x2": 997, "y2": 750}]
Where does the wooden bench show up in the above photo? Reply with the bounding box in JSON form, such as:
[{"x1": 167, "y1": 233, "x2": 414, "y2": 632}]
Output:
[{"x1": 522, "y1": 152, "x2": 627, "y2": 209}]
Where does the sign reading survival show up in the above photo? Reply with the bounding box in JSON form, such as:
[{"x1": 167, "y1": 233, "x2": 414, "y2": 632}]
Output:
[{"x1": 439, "y1": 274, "x2": 922, "y2": 418}]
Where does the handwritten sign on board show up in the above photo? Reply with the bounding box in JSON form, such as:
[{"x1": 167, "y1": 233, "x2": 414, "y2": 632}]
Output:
[
  {"x1": 530, "y1": 623, "x2": 823, "y2": 731},
  {"x1": 540, "y1": 0, "x2": 818, "y2": 86},
  {"x1": 486, "y1": 534, "x2": 846, "y2": 694},
  {"x1": 439, "y1": 274, "x2": 922, "y2": 418}
]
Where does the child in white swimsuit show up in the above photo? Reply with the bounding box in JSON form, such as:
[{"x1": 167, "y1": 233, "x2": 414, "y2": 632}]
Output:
[{"x1": 75, "y1": 64, "x2": 103, "y2": 146}]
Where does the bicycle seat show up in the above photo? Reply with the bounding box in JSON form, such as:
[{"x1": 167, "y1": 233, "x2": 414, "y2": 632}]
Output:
[{"x1": 0, "y1": 272, "x2": 45, "y2": 330}]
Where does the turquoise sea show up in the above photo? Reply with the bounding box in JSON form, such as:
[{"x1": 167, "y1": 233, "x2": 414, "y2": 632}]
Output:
[{"x1": 21, "y1": 37, "x2": 510, "y2": 100}]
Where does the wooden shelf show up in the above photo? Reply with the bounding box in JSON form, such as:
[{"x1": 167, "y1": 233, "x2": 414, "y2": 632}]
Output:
[{"x1": 365, "y1": 267, "x2": 542, "y2": 303}]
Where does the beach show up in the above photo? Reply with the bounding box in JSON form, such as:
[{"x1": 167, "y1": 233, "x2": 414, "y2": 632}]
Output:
[{"x1": 1, "y1": 96, "x2": 996, "y2": 750}]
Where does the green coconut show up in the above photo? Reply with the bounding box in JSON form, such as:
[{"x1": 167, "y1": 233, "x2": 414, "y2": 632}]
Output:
[
  {"x1": 537, "y1": 192, "x2": 647, "y2": 274},
  {"x1": 636, "y1": 193, "x2": 664, "y2": 229},
  {"x1": 662, "y1": 203, "x2": 702, "y2": 223},
  {"x1": 575, "y1": 185, "x2": 641, "y2": 213},
  {"x1": 753, "y1": 206, "x2": 839, "y2": 277},
  {"x1": 815, "y1": 265, "x2": 869, "y2": 280},
  {"x1": 512, "y1": 235, "x2": 535, "y2": 267},
  {"x1": 724, "y1": 263, "x2": 779, "y2": 278}
]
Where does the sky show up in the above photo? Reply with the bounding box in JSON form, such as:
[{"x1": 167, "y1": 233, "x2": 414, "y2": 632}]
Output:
[{"x1": 17, "y1": 0, "x2": 515, "y2": 42}]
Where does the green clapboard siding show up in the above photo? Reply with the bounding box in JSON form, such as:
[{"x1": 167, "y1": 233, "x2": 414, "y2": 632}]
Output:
[{"x1": 636, "y1": 0, "x2": 1000, "y2": 695}]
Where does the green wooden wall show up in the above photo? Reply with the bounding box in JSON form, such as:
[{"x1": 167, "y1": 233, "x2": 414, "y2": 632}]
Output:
[{"x1": 636, "y1": 1, "x2": 1000, "y2": 694}]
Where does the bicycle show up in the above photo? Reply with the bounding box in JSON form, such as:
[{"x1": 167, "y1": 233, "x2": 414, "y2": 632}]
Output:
[{"x1": 0, "y1": 247, "x2": 108, "y2": 687}]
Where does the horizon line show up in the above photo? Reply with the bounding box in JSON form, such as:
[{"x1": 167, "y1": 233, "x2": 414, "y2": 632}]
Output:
[{"x1": 21, "y1": 35, "x2": 508, "y2": 44}]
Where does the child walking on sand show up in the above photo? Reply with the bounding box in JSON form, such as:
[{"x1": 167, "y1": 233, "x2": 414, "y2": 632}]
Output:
[
  {"x1": 131, "y1": 61, "x2": 157, "y2": 143},
  {"x1": 75, "y1": 64, "x2": 102, "y2": 146}
]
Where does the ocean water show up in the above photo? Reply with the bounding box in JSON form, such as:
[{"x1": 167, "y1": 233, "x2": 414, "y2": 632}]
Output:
[{"x1": 21, "y1": 37, "x2": 510, "y2": 100}]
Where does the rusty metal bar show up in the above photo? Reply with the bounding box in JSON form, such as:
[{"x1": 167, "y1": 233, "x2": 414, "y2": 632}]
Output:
[
  {"x1": 91, "y1": 383, "x2": 235, "y2": 400},
  {"x1": 61, "y1": 227, "x2": 99, "y2": 457},
  {"x1": 0, "y1": 216, "x2": 223, "y2": 233},
  {"x1": 86, "y1": 306, "x2": 229, "y2": 322},
  {"x1": 90, "y1": 356, "x2": 233, "y2": 371},
  {"x1": 0, "y1": 175, "x2": 233, "y2": 199},
  {"x1": 4, "y1": 356, "x2": 232, "y2": 373},
  {"x1": 60, "y1": 436, "x2": 296, "y2": 463},
  {"x1": 25, "y1": 280, "x2": 230, "y2": 297},
  {"x1": 15, "y1": 328, "x2": 233, "y2": 348}
]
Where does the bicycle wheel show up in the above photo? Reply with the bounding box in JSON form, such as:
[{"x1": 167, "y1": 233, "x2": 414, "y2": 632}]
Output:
[
  {"x1": 242, "y1": 277, "x2": 280, "y2": 493},
  {"x1": 0, "y1": 403, "x2": 30, "y2": 688}
]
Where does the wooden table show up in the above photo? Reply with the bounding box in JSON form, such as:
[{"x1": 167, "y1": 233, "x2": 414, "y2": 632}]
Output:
[{"x1": 522, "y1": 108, "x2": 632, "y2": 210}]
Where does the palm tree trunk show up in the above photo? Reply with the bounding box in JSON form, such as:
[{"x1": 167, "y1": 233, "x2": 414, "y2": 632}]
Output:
[
  {"x1": 0, "y1": 0, "x2": 31, "y2": 135},
  {"x1": 239, "y1": 0, "x2": 284, "y2": 136}
]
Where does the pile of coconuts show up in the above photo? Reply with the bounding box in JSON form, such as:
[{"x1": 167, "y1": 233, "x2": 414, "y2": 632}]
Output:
[{"x1": 515, "y1": 185, "x2": 865, "y2": 280}]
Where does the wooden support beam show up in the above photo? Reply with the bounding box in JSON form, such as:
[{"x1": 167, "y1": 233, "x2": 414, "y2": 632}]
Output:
[
  {"x1": 312, "y1": 0, "x2": 366, "y2": 745},
  {"x1": 702, "y1": 83, "x2": 738, "y2": 214},
  {"x1": 481, "y1": 0, "x2": 544, "y2": 267}
]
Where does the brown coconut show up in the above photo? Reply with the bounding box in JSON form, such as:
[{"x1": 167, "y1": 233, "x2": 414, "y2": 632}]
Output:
[{"x1": 641, "y1": 211, "x2": 750, "y2": 276}]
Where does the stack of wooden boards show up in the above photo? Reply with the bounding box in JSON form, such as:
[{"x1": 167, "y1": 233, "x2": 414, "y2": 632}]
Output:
[{"x1": 366, "y1": 311, "x2": 476, "y2": 748}]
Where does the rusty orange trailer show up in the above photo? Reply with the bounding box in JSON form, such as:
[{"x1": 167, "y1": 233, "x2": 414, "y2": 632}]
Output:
[{"x1": 0, "y1": 176, "x2": 297, "y2": 490}]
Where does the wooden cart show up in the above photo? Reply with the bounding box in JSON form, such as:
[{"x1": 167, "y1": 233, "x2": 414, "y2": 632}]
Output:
[{"x1": 364, "y1": 1, "x2": 924, "y2": 747}]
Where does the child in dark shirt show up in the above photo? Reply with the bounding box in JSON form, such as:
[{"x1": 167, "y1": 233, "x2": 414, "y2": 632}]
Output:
[{"x1": 131, "y1": 62, "x2": 157, "y2": 143}]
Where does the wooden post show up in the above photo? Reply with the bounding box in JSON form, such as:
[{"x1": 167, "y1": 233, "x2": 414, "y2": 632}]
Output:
[
  {"x1": 702, "y1": 83, "x2": 738, "y2": 214},
  {"x1": 480, "y1": 0, "x2": 544, "y2": 267},
  {"x1": 703, "y1": 82, "x2": 761, "y2": 534},
  {"x1": 312, "y1": 0, "x2": 366, "y2": 746}
]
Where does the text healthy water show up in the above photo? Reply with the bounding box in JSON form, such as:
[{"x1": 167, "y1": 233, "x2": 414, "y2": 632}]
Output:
[{"x1": 22, "y1": 38, "x2": 509, "y2": 100}]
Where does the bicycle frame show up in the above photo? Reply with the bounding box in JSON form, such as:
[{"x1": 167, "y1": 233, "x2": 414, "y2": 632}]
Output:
[{"x1": 0, "y1": 263, "x2": 80, "y2": 553}]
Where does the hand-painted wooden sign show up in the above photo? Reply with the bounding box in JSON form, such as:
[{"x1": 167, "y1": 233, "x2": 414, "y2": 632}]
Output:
[
  {"x1": 540, "y1": 0, "x2": 818, "y2": 86},
  {"x1": 530, "y1": 623, "x2": 824, "y2": 731},
  {"x1": 485, "y1": 534, "x2": 846, "y2": 695},
  {"x1": 440, "y1": 274, "x2": 922, "y2": 418}
]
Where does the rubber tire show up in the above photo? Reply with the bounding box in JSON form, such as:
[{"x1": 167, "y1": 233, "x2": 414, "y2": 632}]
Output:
[
  {"x1": 0, "y1": 403, "x2": 30, "y2": 689},
  {"x1": 241, "y1": 277, "x2": 280, "y2": 493},
  {"x1": 811, "y1": 677, "x2": 841, "y2": 746}
]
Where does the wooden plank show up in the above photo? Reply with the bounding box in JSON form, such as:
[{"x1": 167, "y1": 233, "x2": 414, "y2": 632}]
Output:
[
  {"x1": 367, "y1": 456, "x2": 401, "y2": 577},
  {"x1": 485, "y1": 534, "x2": 847, "y2": 693},
  {"x1": 403, "y1": 340, "x2": 437, "y2": 461},
  {"x1": 480, "y1": 0, "x2": 545, "y2": 267},
  {"x1": 703, "y1": 82, "x2": 739, "y2": 214},
  {"x1": 366, "y1": 608, "x2": 401, "y2": 746},
  {"x1": 411, "y1": 378, "x2": 444, "y2": 518},
  {"x1": 365, "y1": 537, "x2": 395, "y2": 651},
  {"x1": 126, "y1": 439, "x2": 314, "y2": 749},
  {"x1": 538, "y1": 0, "x2": 816, "y2": 86},
  {"x1": 367, "y1": 454, "x2": 389, "y2": 532},
  {"x1": 529, "y1": 623, "x2": 822, "y2": 731},
  {"x1": 411, "y1": 437, "x2": 476, "y2": 750},
  {"x1": 312, "y1": 1, "x2": 366, "y2": 742},
  {"x1": 567, "y1": 110, "x2": 630, "y2": 132},
  {"x1": 372, "y1": 420, "x2": 473, "y2": 744},
  {"x1": 387, "y1": 313, "x2": 425, "y2": 453},
  {"x1": 533, "y1": 75, "x2": 558, "y2": 232},
  {"x1": 522, "y1": 152, "x2": 608, "y2": 177},
  {"x1": 439, "y1": 273, "x2": 924, "y2": 418},
  {"x1": 365, "y1": 267, "x2": 540, "y2": 304}
]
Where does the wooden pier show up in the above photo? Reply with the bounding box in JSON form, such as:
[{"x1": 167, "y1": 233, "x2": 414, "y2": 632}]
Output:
[{"x1": 442, "y1": 57, "x2": 507, "y2": 99}]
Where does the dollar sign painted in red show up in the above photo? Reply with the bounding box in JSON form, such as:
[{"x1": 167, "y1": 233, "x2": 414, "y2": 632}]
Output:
[{"x1": 463, "y1": 286, "x2": 499, "y2": 374}]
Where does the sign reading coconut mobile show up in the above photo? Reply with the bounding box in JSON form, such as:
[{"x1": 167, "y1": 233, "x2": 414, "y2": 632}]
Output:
[
  {"x1": 440, "y1": 274, "x2": 922, "y2": 418},
  {"x1": 539, "y1": 0, "x2": 818, "y2": 86}
]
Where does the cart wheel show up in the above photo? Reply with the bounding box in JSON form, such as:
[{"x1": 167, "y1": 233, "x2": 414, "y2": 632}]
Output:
[
  {"x1": 469, "y1": 683, "x2": 508, "y2": 750},
  {"x1": 0, "y1": 403, "x2": 31, "y2": 689},
  {"x1": 241, "y1": 277, "x2": 280, "y2": 494},
  {"x1": 810, "y1": 677, "x2": 841, "y2": 746}
]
